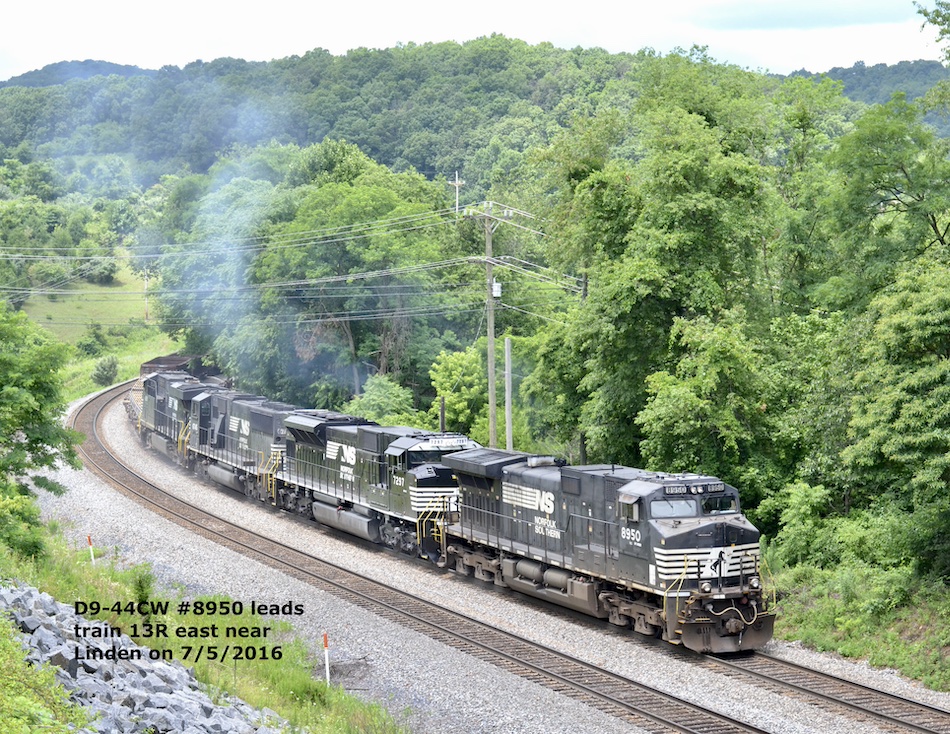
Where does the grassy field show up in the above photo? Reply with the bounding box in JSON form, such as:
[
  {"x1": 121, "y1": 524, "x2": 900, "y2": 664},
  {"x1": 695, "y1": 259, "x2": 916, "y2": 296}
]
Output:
[
  {"x1": 22, "y1": 259, "x2": 152, "y2": 344},
  {"x1": 18, "y1": 258, "x2": 182, "y2": 401}
]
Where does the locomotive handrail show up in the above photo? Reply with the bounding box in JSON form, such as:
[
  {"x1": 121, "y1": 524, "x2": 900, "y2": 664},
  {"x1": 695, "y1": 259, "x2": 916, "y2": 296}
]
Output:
[
  {"x1": 664, "y1": 557, "x2": 692, "y2": 625},
  {"x1": 177, "y1": 421, "x2": 190, "y2": 455},
  {"x1": 415, "y1": 495, "x2": 448, "y2": 548},
  {"x1": 758, "y1": 547, "x2": 778, "y2": 611}
]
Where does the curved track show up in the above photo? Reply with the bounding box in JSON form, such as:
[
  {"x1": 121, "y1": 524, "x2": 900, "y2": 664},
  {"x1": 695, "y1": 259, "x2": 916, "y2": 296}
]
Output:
[{"x1": 69, "y1": 383, "x2": 950, "y2": 733}]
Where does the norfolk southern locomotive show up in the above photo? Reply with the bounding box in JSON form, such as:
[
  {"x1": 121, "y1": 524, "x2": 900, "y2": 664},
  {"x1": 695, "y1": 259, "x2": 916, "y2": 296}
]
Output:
[{"x1": 129, "y1": 365, "x2": 775, "y2": 653}]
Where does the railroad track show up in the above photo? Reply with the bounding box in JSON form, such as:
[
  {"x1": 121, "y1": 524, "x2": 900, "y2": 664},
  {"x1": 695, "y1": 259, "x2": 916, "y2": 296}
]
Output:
[
  {"x1": 699, "y1": 652, "x2": 950, "y2": 734},
  {"x1": 68, "y1": 383, "x2": 950, "y2": 733}
]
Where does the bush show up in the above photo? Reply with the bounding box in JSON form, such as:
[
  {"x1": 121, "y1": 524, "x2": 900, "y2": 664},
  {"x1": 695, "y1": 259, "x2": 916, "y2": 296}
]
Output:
[
  {"x1": 76, "y1": 323, "x2": 107, "y2": 357},
  {"x1": 91, "y1": 355, "x2": 118, "y2": 386}
]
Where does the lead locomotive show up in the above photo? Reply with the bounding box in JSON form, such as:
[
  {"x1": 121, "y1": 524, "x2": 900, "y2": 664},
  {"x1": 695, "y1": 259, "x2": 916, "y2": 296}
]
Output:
[{"x1": 131, "y1": 365, "x2": 775, "y2": 653}]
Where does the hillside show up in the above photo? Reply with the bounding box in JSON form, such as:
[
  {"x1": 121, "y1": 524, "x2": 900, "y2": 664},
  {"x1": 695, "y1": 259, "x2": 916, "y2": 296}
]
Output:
[
  {"x1": 0, "y1": 59, "x2": 155, "y2": 88},
  {"x1": 791, "y1": 59, "x2": 949, "y2": 103}
]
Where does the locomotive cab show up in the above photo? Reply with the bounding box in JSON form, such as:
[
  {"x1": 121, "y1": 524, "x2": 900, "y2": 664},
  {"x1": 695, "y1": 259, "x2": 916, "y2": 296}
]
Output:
[
  {"x1": 634, "y1": 478, "x2": 773, "y2": 652},
  {"x1": 384, "y1": 433, "x2": 480, "y2": 513}
]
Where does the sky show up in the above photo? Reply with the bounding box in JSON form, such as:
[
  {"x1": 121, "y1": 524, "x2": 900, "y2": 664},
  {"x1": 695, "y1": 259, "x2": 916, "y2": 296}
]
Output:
[{"x1": 1, "y1": 0, "x2": 945, "y2": 82}]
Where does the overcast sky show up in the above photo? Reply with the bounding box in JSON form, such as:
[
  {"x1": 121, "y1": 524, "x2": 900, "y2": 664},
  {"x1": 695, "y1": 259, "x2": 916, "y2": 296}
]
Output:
[{"x1": 2, "y1": 0, "x2": 945, "y2": 82}]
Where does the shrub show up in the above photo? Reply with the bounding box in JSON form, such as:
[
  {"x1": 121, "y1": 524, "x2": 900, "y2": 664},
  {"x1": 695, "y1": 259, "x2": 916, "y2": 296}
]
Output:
[{"x1": 91, "y1": 355, "x2": 118, "y2": 386}]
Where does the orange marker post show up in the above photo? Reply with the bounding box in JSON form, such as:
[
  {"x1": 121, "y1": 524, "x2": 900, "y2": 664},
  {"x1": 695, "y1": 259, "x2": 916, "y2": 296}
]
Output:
[
  {"x1": 323, "y1": 632, "x2": 330, "y2": 684},
  {"x1": 87, "y1": 535, "x2": 95, "y2": 565}
]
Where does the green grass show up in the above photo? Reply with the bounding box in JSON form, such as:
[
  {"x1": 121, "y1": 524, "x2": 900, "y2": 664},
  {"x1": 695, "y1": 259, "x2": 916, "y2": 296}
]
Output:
[
  {"x1": 16, "y1": 256, "x2": 182, "y2": 402},
  {"x1": 59, "y1": 333, "x2": 181, "y2": 403},
  {"x1": 772, "y1": 563, "x2": 950, "y2": 691},
  {"x1": 0, "y1": 614, "x2": 92, "y2": 733},
  {"x1": 22, "y1": 258, "x2": 152, "y2": 344}
]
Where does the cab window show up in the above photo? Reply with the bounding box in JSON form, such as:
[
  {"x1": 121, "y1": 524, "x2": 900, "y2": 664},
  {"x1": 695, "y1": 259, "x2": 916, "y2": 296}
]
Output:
[
  {"x1": 407, "y1": 450, "x2": 444, "y2": 468},
  {"x1": 650, "y1": 497, "x2": 697, "y2": 518},
  {"x1": 618, "y1": 498, "x2": 640, "y2": 523},
  {"x1": 701, "y1": 495, "x2": 738, "y2": 515}
]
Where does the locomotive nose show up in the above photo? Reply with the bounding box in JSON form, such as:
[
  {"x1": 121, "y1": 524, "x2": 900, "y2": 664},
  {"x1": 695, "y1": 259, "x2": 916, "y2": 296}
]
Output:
[{"x1": 683, "y1": 518, "x2": 759, "y2": 549}]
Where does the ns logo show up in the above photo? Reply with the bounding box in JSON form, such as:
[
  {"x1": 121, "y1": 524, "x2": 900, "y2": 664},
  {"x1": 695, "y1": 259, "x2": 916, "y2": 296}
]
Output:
[
  {"x1": 328, "y1": 441, "x2": 357, "y2": 466},
  {"x1": 503, "y1": 481, "x2": 555, "y2": 514},
  {"x1": 227, "y1": 416, "x2": 251, "y2": 436},
  {"x1": 536, "y1": 490, "x2": 556, "y2": 515}
]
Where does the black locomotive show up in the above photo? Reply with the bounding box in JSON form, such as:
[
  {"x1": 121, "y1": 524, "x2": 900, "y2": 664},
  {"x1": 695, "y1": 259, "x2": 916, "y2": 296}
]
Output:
[{"x1": 129, "y1": 365, "x2": 775, "y2": 653}]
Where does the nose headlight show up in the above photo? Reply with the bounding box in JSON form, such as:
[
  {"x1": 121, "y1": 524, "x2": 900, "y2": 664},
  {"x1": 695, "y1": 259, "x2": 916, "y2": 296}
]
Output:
[
  {"x1": 750, "y1": 577, "x2": 761, "y2": 590},
  {"x1": 700, "y1": 581, "x2": 712, "y2": 593}
]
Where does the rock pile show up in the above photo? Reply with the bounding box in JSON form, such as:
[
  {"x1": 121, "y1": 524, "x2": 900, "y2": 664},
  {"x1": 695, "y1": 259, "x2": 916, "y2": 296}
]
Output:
[{"x1": 1, "y1": 584, "x2": 291, "y2": 734}]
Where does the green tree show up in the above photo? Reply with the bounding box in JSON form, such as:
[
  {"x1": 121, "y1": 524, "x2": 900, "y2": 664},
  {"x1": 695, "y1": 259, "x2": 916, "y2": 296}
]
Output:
[
  {"x1": 767, "y1": 75, "x2": 855, "y2": 313},
  {"x1": 248, "y1": 153, "x2": 463, "y2": 401},
  {"x1": 91, "y1": 354, "x2": 118, "y2": 386},
  {"x1": 526, "y1": 52, "x2": 777, "y2": 464},
  {"x1": 843, "y1": 262, "x2": 950, "y2": 577},
  {"x1": 820, "y1": 95, "x2": 950, "y2": 309},
  {"x1": 341, "y1": 373, "x2": 423, "y2": 425},
  {"x1": 636, "y1": 310, "x2": 771, "y2": 495},
  {"x1": 426, "y1": 345, "x2": 488, "y2": 435},
  {"x1": 0, "y1": 303, "x2": 81, "y2": 556}
]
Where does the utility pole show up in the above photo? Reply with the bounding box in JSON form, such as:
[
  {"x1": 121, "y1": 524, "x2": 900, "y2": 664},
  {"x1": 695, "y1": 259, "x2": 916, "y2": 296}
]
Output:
[
  {"x1": 484, "y1": 208, "x2": 498, "y2": 447},
  {"x1": 449, "y1": 171, "x2": 465, "y2": 214},
  {"x1": 465, "y1": 202, "x2": 542, "y2": 448},
  {"x1": 505, "y1": 337, "x2": 513, "y2": 450}
]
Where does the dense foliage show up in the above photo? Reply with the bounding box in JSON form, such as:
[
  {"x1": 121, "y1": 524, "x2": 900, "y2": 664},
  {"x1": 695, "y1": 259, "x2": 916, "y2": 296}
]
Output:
[
  {"x1": 4, "y1": 27, "x2": 950, "y2": 623},
  {"x1": 0, "y1": 304, "x2": 81, "y2": 556}
]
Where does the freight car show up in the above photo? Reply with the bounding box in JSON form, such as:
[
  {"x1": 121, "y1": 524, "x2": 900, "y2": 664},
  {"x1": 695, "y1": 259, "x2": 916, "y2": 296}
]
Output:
[{"x1": 129, "y1": 366, "x2": 774, "y2": 653}]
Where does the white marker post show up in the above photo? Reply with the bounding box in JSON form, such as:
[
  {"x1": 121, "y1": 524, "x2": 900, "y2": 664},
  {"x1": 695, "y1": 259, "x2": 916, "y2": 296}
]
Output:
[
  {"x1": 87, "y1": 535, "x2": 95, "y2": 565},
  {"x1": 323, "y1": 632, "x2": 330, "y2": 684}
]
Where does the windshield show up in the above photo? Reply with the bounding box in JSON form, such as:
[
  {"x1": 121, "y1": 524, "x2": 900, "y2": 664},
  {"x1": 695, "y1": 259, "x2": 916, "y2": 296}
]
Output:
[
  {"x1": 701, "y1": 495, "x2": 738, "y2": 515},
  {"x1": 650, "y1": 497, "x2": 697, "y2": 519},
  {"x1": 407, "y1": 450, "x2": 448, "y2": 468}
]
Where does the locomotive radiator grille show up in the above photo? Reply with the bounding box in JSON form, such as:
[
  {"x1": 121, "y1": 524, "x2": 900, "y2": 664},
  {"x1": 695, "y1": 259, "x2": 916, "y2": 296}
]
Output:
[{"x1": 653, "y1": 542, "x2": 760, "y2": 582}]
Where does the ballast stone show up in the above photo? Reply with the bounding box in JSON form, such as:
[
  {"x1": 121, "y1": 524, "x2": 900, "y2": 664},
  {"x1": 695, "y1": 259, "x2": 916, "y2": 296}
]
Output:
[{"x1": 0, "y1": 583, "x2": 291, "y2": 734}]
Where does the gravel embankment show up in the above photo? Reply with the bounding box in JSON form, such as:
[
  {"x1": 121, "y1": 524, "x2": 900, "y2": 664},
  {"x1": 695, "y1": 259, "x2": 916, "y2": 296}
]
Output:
[{"x1": 29, "y1": 397, "x2": 950, "y2": 734}]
